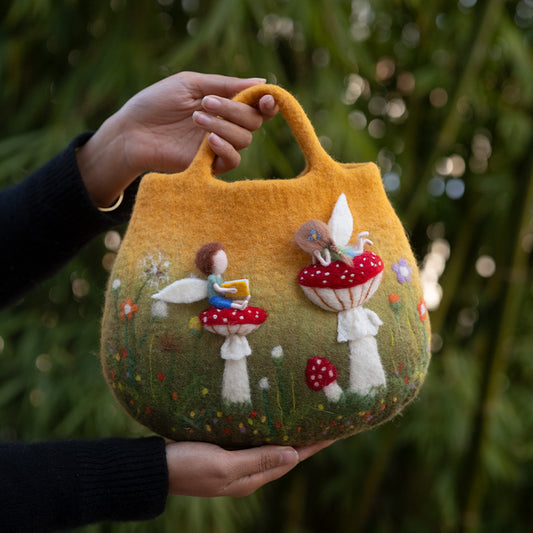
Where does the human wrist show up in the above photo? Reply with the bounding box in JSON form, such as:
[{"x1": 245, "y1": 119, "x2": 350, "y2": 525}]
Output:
[{"x1": 76, "y1": 112, "x2": 138, "y2": 208}]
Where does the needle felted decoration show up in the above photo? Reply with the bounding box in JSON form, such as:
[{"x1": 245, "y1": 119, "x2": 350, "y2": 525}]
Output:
[{"x1": 100, "y1": 84, "x2": 431, "y2": 446}]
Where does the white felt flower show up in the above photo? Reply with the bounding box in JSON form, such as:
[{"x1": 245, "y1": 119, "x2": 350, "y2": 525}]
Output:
[{"x1": 271, "y1": 345, "x2": 284, "y2": 359}]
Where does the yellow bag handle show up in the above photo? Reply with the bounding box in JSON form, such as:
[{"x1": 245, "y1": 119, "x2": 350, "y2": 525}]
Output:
[{"x1": 188, "y1": 84, "x2": 338, "y2": 176}]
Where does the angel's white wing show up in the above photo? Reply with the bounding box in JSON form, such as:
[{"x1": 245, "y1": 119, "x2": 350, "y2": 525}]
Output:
[
  {"x1": 328, "y1": 193, "x2": 353, "y2": 247},
  {"x1": 152, "y1": 277, "x2": 208, "y2": 304}
]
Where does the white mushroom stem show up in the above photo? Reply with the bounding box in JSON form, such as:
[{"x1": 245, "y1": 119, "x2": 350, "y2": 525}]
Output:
[
  {"x1": 222, "y1": 358, "x2": 251, "y2": 404},
  {"x1": 337, "y1": 306, "x2": 386, "y2": 395},
  {"x1": 323, "y1": 381, "x2": 343, "y2": 402},
  {"x1": 220, "y1": 334, "x2": 252, "y2": 404}
]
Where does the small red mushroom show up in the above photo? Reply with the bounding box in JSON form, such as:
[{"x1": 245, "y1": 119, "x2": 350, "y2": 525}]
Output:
[
  {"x1": 298, "y1": 251, "x2": 384, "y2": 312},
  {"x1": 200, "y1": 306, "x2": 267, "y2": 405},
  {"x1": 305, "y1": 357, "x2": 343, "y2": 402}
]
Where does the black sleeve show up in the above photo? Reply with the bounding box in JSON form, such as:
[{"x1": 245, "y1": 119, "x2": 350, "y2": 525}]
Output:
[
  {"x1": 0, "y1": 133, "x2": 140, "y2": 309},
  {"x1": 0, "y1": 437, "x2": 169, "y2": 532}
]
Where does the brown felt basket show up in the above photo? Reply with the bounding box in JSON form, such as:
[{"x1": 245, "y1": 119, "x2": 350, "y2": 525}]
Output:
[{"x1": 100, "y1": 84, "x2": 431, "y2": 446}]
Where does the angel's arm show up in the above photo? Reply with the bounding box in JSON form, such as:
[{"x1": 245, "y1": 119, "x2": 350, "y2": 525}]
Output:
[
  {"x1": 212, "y1": 283, "x2": 237, "y2": 294},
  {"x1": 313, "y1": 249, "x2": 331, "y2": 267}
]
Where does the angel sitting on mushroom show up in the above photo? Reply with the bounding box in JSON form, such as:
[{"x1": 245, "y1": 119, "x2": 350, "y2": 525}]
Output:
[
  {"x1": 152, "y1": 243, "x2": 265, "y2": 405},
  {"x1": 294, "y1": 219, "x2": 373, "y2": 267},
  {"x1": 195, "y1": 242, "x2": 250, "y2": 311},
  {"x1": 294, "y1": 194, "x2": 387, "y2": 396}
]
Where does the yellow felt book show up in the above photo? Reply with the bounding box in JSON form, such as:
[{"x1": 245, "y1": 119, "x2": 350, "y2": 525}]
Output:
[{"x1": 221, "y1": 279, "x2": 250, "y2": 298}]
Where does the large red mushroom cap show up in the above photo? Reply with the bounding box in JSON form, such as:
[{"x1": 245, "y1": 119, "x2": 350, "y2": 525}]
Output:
[
  {"x1": 298, "y1": 251, "x2": 383, "y2": 289},
  {"x1": 200, "y1": 306, "x2": 267, "y2": 337},
  {"x1": 298, "y1": 251, "x2": 384, "y2": 312}
]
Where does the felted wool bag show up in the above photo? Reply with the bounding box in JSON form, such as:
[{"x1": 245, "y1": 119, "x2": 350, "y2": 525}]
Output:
[{"x1": 100, "y1": 84, "x2": 431, "y2": 446}]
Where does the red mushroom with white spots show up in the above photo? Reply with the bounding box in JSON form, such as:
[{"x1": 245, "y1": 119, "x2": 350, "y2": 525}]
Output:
[
  {"x1": 295, "y1": 194, "x2": 387, "y2": 396},
  {"x1": 298, "y1": 250, "x2": 384, "y2": 312},
  {"x1": 305, "y1": 357, "x2": 343, "y2": 402},
  {"x1": 200, "y1": 306, "x2": 267, "y2": 405}
]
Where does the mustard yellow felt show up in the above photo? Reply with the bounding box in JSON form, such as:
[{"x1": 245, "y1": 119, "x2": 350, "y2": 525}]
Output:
[{"x1": 100, "y1": 84, "x2": 431, "y2": 446}]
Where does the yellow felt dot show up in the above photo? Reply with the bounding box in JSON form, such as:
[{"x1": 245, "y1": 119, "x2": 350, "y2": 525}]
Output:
[
  {"x1": 118, "y1": 383, "x2": 123, "y2": 390},
  {"x1": 135, "y1": 375, "x2": 141, "y2": 382},
  {"x1": 253, "y1": 430, "x2": 258, "y2": 435},
  {"x1": 265, "y1": 437, "x2": 271, "y2": 442},
  {"x1": 239, "y1": 422, "x2": 244, "y2": 428},
  {"x1": 188, "y1": 316, "x2": 202, "y2": 330},
  {"x1": 115, "y1": 354, "x2": 120, "y2": 361},
  {"x1": 261, "y1": 416, "x2": 266, "y2": 423},
  {"x1": 202, "y1": 388, "x2": 209, "y2": 396},
  {"x1": 190, "y1": 411, "x2": 195, "y2": 418},
  {"x1": 393, "y1": 397, "x2": 398, "y2": 402},
  {"x1": 248, "y1": 418, "x2": 254, "y2": 425},
  {"x1": 337, "y1": 415, "x2": 343, "y2": 420},
  {"x1": 206, "y1": 425, "x2": 212, "y2": 432},
  {"x1": 217, "y1": 412, "x2": 223, "y2": 418},
  {"x1": 318, "y1": 404, "x2": 324, "y2": 410},
  {"x1": 283, "y1": 435, "x2": 289, "y2": 441}
]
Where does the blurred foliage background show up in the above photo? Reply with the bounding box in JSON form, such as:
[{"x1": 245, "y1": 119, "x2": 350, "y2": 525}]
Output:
[{"x1": 1, "y1": 0, "x2": 533, "y2": 531}]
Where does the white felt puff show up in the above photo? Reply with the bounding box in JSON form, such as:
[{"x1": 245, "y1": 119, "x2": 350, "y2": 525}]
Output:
[
  {"x1": 328, "y1": 193, "x2": 353, "y2": 247},
  {"x1": 337, "y1": 307, "x2": 383, "y2": 342},
  {"x1": 220, "y1": 335, "x2": 252, "y2": 360},
  {"x1": 152, "y1": 277, "x2": 207, "y2": 304}
]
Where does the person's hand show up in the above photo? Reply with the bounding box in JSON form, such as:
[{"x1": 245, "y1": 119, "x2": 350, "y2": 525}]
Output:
[
  {"x1": 76, "y1": 72, "x2": 279, "y2": 208},
  {"x1": 165, "y1": 440, "x2": 333, "y2": 497}
]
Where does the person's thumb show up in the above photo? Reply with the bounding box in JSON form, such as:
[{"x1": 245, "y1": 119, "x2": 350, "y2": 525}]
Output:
[{"x1": 223, "y1": 446, "x2": 299, "y2": 497}]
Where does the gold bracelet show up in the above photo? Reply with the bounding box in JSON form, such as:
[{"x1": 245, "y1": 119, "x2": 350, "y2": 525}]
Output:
[{"x1": 98, "y1": 191, "x2": 124, "y2": 212}]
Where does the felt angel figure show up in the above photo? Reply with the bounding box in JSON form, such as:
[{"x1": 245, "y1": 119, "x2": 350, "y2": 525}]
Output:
[
  {"x1": 294, "y1": 219, "x2": 372, "y2": 267},
  {"x1": 195, "y1": 242, "x2": 250, "y2": 310},
  {"x1": 152, "y1": 242, "x2": 250, "y2": 310}
]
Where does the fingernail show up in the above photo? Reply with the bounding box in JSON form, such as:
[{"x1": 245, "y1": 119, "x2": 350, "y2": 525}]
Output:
[
  {"x1": 207, "y1": 132, "x2": 222, "y2": 147},
  {"x1": 202, "y1": 96, "x2": 221, "y2": 111},
  {"x1": 279, "y1": 448, "x2": 299, "y2": 466},
  {"x1": 263, "y1": 95, "x2": 275, "y2": 108},
  {"x1": 247, "y1": 77, "x2": 267, "y2": 84},
  {"x1": 193, "y1": 110, "x2": 210, "y2": 126}
]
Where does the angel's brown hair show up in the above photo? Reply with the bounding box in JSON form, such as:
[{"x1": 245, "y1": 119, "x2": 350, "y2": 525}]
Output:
[
  {"x1": 294, "y1": 220, "x2": 352, "y2": 265},
  {"x1": 195, "y1": 242, "x2": 225, "y2": 275}
]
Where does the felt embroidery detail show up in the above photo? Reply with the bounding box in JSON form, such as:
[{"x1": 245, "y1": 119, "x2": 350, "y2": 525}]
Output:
[
  {"x1": 120, "y1": 298, "x2": 138, "y2": 320},
  {"x1": 392, "y1": 258, "x2": 413, "y2": 284},
  {"x1": 295, "y1": 193, "x2": 387, "y2": 396},
  {"x1": 417, "y1": 297, "x2": 428, "y2": 322},
  {"x1": 140, "y1": 251, "x2": 171, "y2": 288},
  {"x1": 308, "y1": 228, "x2": 322, "y2": 241}
]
